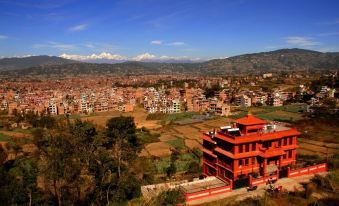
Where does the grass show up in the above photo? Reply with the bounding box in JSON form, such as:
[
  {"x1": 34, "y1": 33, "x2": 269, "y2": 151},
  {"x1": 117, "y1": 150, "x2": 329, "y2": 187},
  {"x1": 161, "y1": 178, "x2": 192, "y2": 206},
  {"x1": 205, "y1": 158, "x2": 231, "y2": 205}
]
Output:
[
  {"x1": 57, "y1": 113, "x2": 98, "y2": 120},
  {"x1": 0, "y1": 133, "x2": 13, "y2": 143},
  {"x1": 11, "y1": 128, "x2": 33, "y2": 134},
  {"x1": 230, "y1": 104, "x2": 305, "y2": 123},
  {"x1": 136, "y1": 128, "x2": 160, "y2": 144},
  {"x1": 146, "y1": 112, "x2": 199, "y2": 122},
  {"x1": 153, "y1": 152, "x2": 199, "y2": 174},
  {"x1": 256, "y1": 113, "x2": 295, "y2": 123},
  {"x1": 166, "y1": 137, "x2": 186, "y2": 150}
]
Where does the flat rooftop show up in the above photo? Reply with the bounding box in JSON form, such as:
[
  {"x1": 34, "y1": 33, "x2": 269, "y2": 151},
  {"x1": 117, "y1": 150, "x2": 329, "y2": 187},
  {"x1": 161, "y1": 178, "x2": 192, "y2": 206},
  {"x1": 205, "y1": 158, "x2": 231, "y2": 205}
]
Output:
[
  {"x1": 180, "y1": 177, "x2": 228, "y2": 194},
  {"x1": 262, "y1": 124, "x2": 290, "y2": 134}
]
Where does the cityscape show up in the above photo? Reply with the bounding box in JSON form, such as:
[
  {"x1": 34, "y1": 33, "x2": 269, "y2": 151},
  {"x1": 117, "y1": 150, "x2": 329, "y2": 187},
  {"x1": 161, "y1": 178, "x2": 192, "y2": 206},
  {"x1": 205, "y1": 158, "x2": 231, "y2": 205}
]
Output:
[{"x1": 0, "y1": 0, "x2": 338, "y2": 206}]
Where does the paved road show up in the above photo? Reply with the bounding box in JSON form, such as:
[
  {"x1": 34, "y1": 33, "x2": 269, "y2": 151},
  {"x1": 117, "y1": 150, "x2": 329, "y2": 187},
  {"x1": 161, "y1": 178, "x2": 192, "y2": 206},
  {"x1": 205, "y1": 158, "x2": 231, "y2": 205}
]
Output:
[{"x1": 187, "y1": 172, "x2": 327, "y2": 205}]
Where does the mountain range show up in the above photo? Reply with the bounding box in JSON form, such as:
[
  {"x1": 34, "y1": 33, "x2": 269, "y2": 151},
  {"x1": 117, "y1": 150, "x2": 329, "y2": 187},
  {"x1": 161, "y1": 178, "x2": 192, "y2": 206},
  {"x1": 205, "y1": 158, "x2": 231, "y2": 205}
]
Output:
[
  {"x1": 0, "y1": 55, "x2": 77, "y2": 71},
  {"x1": 1, "y1": 48, "x2": 338, "y2": 76}
]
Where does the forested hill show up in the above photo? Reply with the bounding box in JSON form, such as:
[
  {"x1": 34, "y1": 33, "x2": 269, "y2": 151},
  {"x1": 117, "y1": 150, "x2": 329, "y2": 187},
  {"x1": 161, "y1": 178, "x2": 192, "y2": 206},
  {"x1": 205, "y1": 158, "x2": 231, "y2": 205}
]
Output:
[
  {"x1": 0, "y1": 55, "x2": 77, "y2": 71},
  {"x1": 1, "y1": 49, "x2": 338, "y2": 76}
]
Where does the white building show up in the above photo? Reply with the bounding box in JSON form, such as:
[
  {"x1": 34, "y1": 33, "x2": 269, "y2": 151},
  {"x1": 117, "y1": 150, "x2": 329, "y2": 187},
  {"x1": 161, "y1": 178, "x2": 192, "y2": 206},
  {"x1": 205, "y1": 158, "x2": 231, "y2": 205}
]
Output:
[{"x1": 240, "y1": 95, "x2": 252, "y2": 107}]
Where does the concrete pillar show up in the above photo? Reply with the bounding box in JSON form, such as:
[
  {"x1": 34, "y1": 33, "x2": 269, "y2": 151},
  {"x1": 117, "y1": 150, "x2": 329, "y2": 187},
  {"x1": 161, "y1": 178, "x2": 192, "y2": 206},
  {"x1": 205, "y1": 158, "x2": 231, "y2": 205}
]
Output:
[
  {"x1": 233, "y1": 159, "x2": 238, "y2": 171},
  {"x1": 230, "y1": 180, "x2": 233, "y2": 191},
  {"x1": 249, "y1": 175, "x2": 253, "y2": 186},
  {"x1": 234, "y1": 145, "x2": 239, "y2": 154}
]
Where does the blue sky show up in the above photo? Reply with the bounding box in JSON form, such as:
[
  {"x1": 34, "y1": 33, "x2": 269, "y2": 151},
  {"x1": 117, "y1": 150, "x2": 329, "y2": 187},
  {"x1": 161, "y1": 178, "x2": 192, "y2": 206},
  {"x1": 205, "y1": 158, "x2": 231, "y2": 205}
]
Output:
[{"x1": 0, "y1": 0, "x2": 339, "y2": 61}]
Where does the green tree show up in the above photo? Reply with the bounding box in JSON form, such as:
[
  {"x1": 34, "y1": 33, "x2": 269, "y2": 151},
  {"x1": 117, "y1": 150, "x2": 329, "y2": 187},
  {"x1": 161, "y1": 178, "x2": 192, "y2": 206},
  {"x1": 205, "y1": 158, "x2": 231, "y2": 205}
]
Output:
[{"x1": 106, "y1": 116, "x2": 140, "y2": 178}]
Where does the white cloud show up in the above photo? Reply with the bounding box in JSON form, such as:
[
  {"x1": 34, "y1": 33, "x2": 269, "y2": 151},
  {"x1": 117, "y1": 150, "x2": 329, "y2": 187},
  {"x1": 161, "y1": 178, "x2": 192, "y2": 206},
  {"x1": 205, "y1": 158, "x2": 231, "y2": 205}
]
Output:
[
  {"x1": 150, "y1": 40, "x2": 162, "y2": 45},
  {"x1": 285, "y1": 36, "x2": 320, "y2": 47},
  {"x1": 60, "y1": 52, "x2": 127, "y2": 61},
  {"x1": 166, "y1": 41, "x2": 185, "y2": 46},
  {"x1": 0, "y1": 35, "x2": 8, "y2": 40},
  {"x1": 69, "y1": 24, "x2": 87, "y2": 32},
  {"x1": 59, "y1": 52, "x2": 203, "y2": 62}
]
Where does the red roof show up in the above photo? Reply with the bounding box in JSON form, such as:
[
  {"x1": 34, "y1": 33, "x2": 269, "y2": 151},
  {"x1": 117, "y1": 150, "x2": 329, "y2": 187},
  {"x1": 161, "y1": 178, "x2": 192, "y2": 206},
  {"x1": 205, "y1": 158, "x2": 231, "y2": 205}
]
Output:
[{"x1": 234, "y1": 114, "x2": 266, "y2": 126}]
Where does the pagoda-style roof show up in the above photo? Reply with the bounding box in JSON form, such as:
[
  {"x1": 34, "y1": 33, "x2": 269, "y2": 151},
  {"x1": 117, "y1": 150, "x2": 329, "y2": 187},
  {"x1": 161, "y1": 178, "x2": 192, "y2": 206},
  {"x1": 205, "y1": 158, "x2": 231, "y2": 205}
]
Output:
[{"x1": 234, "y1": 114, "x2": 266, "y2": 126}]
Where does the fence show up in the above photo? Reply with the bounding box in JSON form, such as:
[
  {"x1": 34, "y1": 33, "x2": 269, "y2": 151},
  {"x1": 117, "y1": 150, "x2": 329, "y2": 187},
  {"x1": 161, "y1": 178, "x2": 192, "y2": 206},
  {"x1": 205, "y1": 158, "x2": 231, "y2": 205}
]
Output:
[
  {"x1": 184, "y1": 183, "x2": 232, "y2": 202},
  {"x1": 249, "y1": 172, "x2": 279, "y2": 187},
  {"x1": 287, "y1": 163, "x2": 327, "y2": 178}
]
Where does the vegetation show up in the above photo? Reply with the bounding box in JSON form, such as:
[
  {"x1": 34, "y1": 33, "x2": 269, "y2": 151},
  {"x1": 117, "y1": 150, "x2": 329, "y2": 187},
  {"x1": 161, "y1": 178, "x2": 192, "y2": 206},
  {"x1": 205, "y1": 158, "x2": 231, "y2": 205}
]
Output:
[
  {"x1": 146, "y1": 112, "x2": 198, "y2": 122},
  {"x1": 0, "y1": 116, "x2": 144, "y2": 205}
]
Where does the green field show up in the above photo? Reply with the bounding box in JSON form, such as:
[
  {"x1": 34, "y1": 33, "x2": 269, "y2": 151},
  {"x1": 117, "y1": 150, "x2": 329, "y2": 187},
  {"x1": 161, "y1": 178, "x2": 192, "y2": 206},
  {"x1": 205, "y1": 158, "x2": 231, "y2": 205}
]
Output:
[
  {"x1": 230, "y1": 104, "x2": 305, "y2": 123},
  {"x1": 0, "y1": 133, "x2": 13, "y2": 143}
]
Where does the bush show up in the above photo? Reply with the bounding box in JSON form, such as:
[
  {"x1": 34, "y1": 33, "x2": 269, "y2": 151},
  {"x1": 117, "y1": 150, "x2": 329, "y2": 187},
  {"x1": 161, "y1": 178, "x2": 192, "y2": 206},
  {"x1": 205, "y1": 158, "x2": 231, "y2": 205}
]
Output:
[
  {"x1": 187, "y1": 161, "x2": 201, "y2": 174},
  {"x1": 155, "y1": 190, "x2": 185, "y2": 206},
  {"x1": 305, "y1": 182, "x2": 316, "y2": 199}
]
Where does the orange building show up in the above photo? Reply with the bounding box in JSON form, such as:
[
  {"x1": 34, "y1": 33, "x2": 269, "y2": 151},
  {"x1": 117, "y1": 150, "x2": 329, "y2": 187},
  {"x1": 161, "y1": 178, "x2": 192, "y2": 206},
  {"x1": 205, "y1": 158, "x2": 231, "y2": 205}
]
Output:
[{"x1": 202, "y1": 114, "x2": 300, "y2": 183}]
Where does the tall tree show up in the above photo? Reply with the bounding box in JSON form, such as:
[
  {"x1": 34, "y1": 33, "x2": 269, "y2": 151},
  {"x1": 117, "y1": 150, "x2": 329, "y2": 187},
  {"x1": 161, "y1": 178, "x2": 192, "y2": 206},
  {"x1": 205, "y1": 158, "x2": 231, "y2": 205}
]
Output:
[{"x1": 106, "y1": 116, "x2": 140, "y2": 178}]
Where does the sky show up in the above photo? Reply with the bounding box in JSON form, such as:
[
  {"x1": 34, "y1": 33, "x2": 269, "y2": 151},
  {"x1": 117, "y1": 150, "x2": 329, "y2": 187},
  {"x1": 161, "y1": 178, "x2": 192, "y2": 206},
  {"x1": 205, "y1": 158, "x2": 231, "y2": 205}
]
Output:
[{"x1": 0, "y1": 0, "x2": 339, "y2": 61}]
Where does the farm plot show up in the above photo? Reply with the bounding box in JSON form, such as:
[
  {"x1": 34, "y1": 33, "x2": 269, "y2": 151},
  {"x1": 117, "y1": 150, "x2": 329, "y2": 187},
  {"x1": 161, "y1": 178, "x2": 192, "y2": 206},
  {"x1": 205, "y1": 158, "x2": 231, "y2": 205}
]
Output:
[{"x1": 297, "y1": 138, "x2": 338, "y2": 157}]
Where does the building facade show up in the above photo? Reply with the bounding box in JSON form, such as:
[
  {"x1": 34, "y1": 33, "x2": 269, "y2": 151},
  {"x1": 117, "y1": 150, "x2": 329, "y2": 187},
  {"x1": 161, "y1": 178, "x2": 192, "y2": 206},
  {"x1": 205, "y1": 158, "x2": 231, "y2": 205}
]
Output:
[{"x1": 202, "y1": 114, "x2": 300, "y2": 183}]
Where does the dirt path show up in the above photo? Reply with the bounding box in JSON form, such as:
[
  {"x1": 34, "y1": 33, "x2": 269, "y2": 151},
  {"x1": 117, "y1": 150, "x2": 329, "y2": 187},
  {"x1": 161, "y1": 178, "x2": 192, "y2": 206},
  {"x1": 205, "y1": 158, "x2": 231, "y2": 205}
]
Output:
[{"x1": 187, "y1": 172, "x2": 327, "y2": 205}]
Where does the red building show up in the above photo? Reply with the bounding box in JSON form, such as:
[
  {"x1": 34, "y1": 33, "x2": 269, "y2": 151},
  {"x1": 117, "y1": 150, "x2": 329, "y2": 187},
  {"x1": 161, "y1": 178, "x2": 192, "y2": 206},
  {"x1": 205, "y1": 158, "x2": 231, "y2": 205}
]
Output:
[{"x1": 202, "y1": 114, "x2": 300, "y2": 182}]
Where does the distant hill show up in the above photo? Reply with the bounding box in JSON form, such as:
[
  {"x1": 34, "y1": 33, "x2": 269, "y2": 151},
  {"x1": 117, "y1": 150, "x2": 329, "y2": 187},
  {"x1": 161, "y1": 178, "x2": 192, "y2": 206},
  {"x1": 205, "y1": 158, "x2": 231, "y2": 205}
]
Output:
[
  {"x1": 0, "y1": 55, "x2": 78, "y2": 71},
  {"x1": 199, "y1": 48, "x2": 339, "y2": 75},
  {"x1": 1, "y1": 49, "x2": 338, "y2": 76}
]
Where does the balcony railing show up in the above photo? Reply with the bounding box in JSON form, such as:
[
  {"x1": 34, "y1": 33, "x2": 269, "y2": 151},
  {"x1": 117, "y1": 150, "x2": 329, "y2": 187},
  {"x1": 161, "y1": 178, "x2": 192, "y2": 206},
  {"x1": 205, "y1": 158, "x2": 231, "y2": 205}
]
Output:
[
  {"x1": 203, "y1": 158, "x2": 216, "y2": 166},
  {"x1": 217, "y1": 160, "x2": 233, "y2": 170}
]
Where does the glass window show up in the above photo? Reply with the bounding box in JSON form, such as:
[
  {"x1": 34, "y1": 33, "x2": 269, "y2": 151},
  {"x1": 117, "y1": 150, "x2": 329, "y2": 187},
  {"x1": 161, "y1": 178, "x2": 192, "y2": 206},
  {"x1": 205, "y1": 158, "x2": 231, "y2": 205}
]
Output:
[
  {"x1": 245, "y1": 158, "x2": 249, "y2": 166},
  {"x1": 239, "y1": 159, "x2": 243, "y2": 166},
  {"x1": 251, "y1": 157, "x2": 255, "y2": 165},
  {"x1": 252, "y1": 143, "x2": 256, "y2": 151},
  {"x1": 289, "y1": 137, "x2": 293, "y2": 145},
  {"x1": 239, "y1": 145, "x2": 243, "y2": 153},
  {"x1": 246, "y1": 144, "x2": 250, "y2": 152}
]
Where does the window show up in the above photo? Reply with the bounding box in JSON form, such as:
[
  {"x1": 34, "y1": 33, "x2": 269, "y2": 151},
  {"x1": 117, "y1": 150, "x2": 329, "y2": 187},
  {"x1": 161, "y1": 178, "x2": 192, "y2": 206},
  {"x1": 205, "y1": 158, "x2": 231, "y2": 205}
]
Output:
[
  {"x1": 208, "y1": 167, "x2": 215, "y2": 175},
  {"x1": 239, "y1": 159, "x2": 243, "y2": 167},
  {"x1": 288, "y1": 150, "x2": 292, "y2": 158},
  {"x1": 251, "y1": 157, "x2": 256, "y2": 165},
  {"x1": 278, "y1": 140, "x2": 281, "y2": 147},
  {"x1": 263, "y1": 142, "x2": 268, "y2": 149},
  {"x1": 248, "y1": 129, "x2": 258, "y2": 133},
  {"x1": 284, "y1": 138, "x2": 287, "y2": 146},
  {"x1": 246, "y1": 144, "x2": 250, "y2": 152},
  {"x1": 252, "y1": 143, "x2": 256, "y2": 151},
  {"x1": 283, "y1": 154, "x2": 286, "y2": 159},
  {"x1": 245, "y1": 158, "x2": 249, "y2": 166},
  {"x1": 239, "y1": 145, "x2": 243, "y2": 153},
  {"x1": 289, "y1": 137, "x2": 293, "y2": 145}
]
